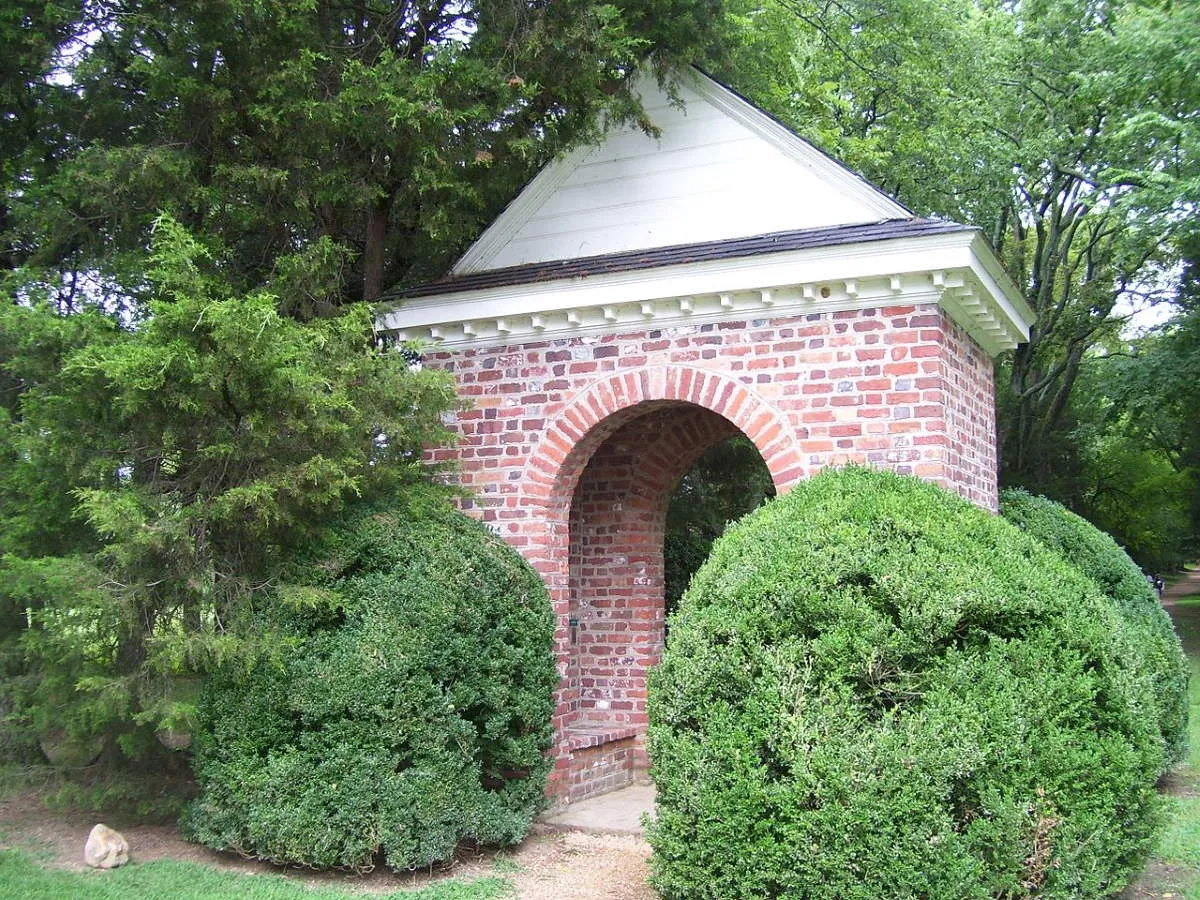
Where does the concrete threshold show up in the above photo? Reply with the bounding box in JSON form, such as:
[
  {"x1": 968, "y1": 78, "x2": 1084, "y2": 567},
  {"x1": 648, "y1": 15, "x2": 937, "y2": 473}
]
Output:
[{"x1": 541, "y1": 782, "x2": 656, "y2": 836}]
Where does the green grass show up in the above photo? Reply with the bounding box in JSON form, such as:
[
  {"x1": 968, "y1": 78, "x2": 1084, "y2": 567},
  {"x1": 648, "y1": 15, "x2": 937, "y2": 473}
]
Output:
[
  {"x1": 1157, "y1": 796, "x2": 1200, "y2": 866},
  {"x1": 1139, "y1": 598, "x2": 1200, "y2": 896},
  {"x1": 1183, "y1": 621, "x2": 1199, "y2": 774},
  {"x1": 0, "y1": 849, "x2": 513, "y2": 900}
]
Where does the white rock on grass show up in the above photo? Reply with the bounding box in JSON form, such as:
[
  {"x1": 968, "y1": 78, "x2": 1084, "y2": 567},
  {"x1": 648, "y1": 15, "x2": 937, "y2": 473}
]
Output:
[{"x1": 84, "y1": 823, "x2": 129, "y2": 869}]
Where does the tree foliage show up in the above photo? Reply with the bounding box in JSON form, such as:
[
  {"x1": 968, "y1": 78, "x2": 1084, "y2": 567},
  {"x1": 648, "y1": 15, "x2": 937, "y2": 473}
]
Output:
[
  {"x1": 711, "y1": 0, "x2": 1200, "y2": 546},
  {"x1": 3, "y1": 0, "x2": 728, "y2": 313},
  {"x1": 990, "y1": 0, "x2": 1200, "y2": 487},
  {"x1": 663, "y1": 435, "x2": 774, "y2": 613},
  {"x1": 1027, "y1": 238, "x2": 1200, "y2": 571},
  {"x1": 1096, "y1": 239, "x2": 1200, "y2": 565},
  {"x1": 0, "y1": 0, "x2": 730, "y2": 773},
  {"x1": 0, "y1": 217, "x2": 456, "y2": 762}
]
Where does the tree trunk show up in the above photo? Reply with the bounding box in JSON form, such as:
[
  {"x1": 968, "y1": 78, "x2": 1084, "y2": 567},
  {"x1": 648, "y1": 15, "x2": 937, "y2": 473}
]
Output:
[{"x1": 362, "y1": 198, "x2": 389, "y2": 303}]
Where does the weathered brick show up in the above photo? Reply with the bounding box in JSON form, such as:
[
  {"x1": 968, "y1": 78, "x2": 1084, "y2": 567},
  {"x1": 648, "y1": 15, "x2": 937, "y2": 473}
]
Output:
[{"x1": 424, "y1": 303, "x2": 997, "y2": 803}]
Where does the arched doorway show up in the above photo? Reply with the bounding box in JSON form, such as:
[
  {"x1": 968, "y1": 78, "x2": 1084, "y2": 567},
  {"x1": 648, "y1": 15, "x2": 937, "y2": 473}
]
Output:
[
  {"x1": 565, "y1": 404, "x2": 735, "y2": 727},
  {"x1": 556, "y1": 401, "x2": 772, "y2": 799},
  {"x1": 516, "y1": 367, "x2": 802, "y2": 801}
]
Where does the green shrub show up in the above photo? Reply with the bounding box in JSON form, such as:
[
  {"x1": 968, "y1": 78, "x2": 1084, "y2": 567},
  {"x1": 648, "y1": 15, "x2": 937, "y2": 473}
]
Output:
[
  {"x1": 1000, "y1": 488, "x2": 1189, "y2": 766},
  {"x1": 182, "y1": 488, "x2": 557, "y2": 871},
  {"x1": 647, "y1": 467, "x2": 1166, "y2": 899}
]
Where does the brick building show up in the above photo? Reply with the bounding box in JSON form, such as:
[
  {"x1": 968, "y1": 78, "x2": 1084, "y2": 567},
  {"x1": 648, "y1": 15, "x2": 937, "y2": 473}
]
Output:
[{"x1": 377, "y1": 68, "x2": 1034, "y2": 804}]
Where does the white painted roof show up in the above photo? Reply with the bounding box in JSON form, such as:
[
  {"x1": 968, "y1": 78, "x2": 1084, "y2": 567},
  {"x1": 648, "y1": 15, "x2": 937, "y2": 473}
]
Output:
[{"x1": 453, "y1": 68, "x2": 910, "y2": 275}]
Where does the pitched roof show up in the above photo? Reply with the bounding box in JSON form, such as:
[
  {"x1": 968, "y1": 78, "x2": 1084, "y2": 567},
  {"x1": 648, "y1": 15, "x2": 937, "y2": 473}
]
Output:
[
  {"x1": 448, "y1": 67, "x2": 911, "y2": 277},
  {"x1": 392, "y1": 218, "x2": 970, "y2": 299},
  {"x1": 375, "y1": 68, "x2": 1034, "y2": 360}
]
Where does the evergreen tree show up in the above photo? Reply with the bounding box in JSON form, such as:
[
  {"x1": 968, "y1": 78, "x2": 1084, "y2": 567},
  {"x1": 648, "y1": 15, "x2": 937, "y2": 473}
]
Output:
[
  {"x1": 1, "y1": 0, "x2": 729, "y2": 767},
  {"x1": 1, "y1": 217, "x2": 457, "y2": 763}
]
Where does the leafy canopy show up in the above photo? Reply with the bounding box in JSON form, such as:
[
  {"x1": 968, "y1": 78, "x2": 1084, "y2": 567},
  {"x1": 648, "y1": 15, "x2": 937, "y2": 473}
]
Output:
[
  {"x1": 711, "y1": 0, "x2": 1200, "y2": 539},
  {"x1": 4, "y1": 0, "x2": 729, "y2": 313},
  {"x1": 0, "y1": 0, "x2": 731, "y2": 776}
]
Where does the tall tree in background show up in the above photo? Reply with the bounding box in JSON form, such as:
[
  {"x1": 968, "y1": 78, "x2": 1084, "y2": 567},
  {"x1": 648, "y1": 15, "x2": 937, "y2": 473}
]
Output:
[
  {"x1": 712, "y1": 0, "x2": 1200, "y2": 560},
  {"x1": 4, "y1": 0, "x2": 725, "y2": 314},
  {"x1": 989, "y1": 0, "x2": 1200, "y2": 488},
  {"x1": 710, "y1": 0, "x2": 1012, "y2": 228},
  {"x1": 0, "y1": 3, "x2": 78, "y2": 274},
  {"x1": 1074, "y1": 235, "x2": 1200, "y2": 568}
]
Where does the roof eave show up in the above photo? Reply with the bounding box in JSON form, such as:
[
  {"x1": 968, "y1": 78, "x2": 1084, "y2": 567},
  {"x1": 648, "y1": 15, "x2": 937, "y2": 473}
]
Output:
[{"x1": 377, "y1": 228, "x2": 1033, "y2": 358}]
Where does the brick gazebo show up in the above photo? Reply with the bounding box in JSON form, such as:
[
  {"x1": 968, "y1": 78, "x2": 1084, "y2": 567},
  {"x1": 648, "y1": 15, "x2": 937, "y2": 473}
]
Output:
[{"x1": 377, "y1": 68, "x2": 1035, "y2": 804}]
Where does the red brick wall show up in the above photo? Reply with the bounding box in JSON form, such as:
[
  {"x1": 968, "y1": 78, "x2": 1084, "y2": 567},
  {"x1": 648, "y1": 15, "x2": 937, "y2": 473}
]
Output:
[
  {"x1": 426, "y1": 303, "x2": 997, "y2": 802},
  {"x1": 939, "y1": 315, "x2": 999, "y2": 507}
]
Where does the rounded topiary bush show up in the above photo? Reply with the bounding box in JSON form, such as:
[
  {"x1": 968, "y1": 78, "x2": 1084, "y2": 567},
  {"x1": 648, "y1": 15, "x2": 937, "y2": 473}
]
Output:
[
  {"x1": 181, "y1": 488, "x2": 557, "y2": 871},
  {"x1": 1000, "y1": 488, "x2": 1189, "y2": 766},
  {"x1": 647, "y1": 467, "x2": 1166, "y2": 899},
  {"x1": 998, "y1": 487, "x2": 1185, "y2": 768}
]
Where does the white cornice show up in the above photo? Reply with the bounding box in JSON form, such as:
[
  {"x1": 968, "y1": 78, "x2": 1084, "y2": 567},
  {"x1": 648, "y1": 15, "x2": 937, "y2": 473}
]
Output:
[
  {"x1": 967, "y1": 231, "x2": 1035, "y2": 327},
  {"x1": 377, "y1": 231, "x2": 1033, "y2": 358}
]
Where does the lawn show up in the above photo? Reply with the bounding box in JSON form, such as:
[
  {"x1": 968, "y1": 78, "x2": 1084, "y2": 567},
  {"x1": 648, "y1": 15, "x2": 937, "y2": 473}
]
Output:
[{"x1": 0, "y1": 848, "x2": 513, "y2": 900}]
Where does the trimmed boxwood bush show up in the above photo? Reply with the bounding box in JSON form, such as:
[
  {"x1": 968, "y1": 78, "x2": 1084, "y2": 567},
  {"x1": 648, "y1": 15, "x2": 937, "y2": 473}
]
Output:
[
  {"x1": 1000, "y1": 488, "x2": 1189, "y2": 767},
  {"x1": 647, "y1": 467, "x2": 1166, "y2": 899},
  {"x1": 181, "y1": 489, "x2": 557, "y2": 871}
]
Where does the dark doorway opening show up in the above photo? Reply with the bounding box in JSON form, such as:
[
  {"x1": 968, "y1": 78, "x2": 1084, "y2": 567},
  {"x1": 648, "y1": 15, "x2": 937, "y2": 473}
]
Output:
[{"x1": 664, "y1": 435, "x2": 776, "y2": 618}]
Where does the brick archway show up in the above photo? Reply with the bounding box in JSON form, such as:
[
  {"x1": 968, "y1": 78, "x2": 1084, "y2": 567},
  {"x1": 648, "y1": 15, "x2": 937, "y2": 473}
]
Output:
[
  {"x1": 409, "y1": 305, "x2": 1007, "y2": 802},
  {"x1": 521, "y1": 365, "x2": 804, "y2": 510},
  {"x1": 509, "y1": 366, "x2": 799, "y2": 800}
]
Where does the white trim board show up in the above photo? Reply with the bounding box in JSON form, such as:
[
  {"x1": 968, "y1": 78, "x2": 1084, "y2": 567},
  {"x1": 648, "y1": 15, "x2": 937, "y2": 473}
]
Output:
[{"x1": 378, "y1": 230, "x2": 1033, "y2": 357}]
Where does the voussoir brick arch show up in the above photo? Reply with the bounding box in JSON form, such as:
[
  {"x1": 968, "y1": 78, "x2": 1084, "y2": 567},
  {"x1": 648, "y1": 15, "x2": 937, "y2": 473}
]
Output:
[{"x1": 521, "y1": 365, "x2": 804, "y2": 511}]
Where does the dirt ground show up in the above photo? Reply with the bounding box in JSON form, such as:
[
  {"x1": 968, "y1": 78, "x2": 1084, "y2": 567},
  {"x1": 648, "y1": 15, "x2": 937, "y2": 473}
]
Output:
[
  {"x1": 0, "y1": 789, "x2": 656, "y2": 900},
  {"x1": 1161, "y1": 566, "x2": 1200, "y2": 607}
]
